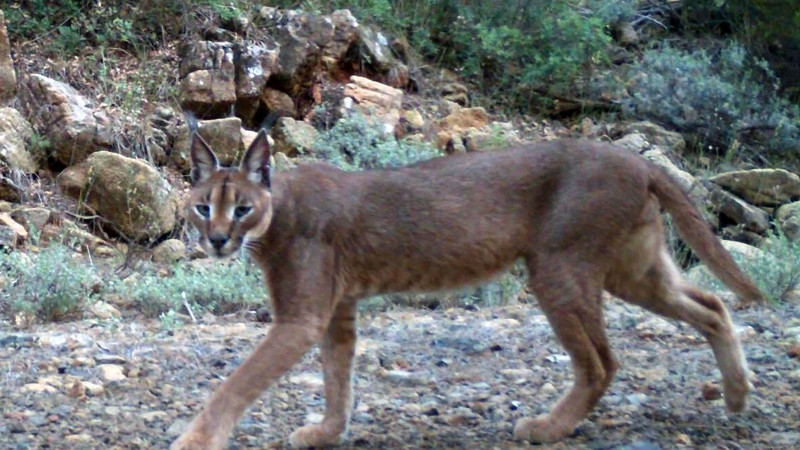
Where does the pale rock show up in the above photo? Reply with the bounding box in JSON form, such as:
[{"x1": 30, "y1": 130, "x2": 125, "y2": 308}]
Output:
[
  {"x1": 0, "y1": 107, "x2": 36, "y2": 172},
  {"x1": 152, "y1": 239, "x2": 187, "y2": 264},
  {"x1": 614, "y1": 121, "x2": 685, "y2": 153},
  {"x1": 383, "y1": 369, "x2": 429, "y2": 386},
  {"x1": 141, "y1": 411, "x2": 170, "y2": 422},
  {"x1": 64, "y1": 434, "x2": 93, "y2": 444},
  {"x1": 57, "y1": 152, "x2": 180, "y2": 241},
  {"x1": 270, "y1": 117, "x2": 316, "y2": 156},
  {"x1": 88, "y1": 301, "x2": 121, "y2": 320},
  {"x1": 83, "y1": 381, "x2": 105, "y2": 396},
  {"x1": 22, "y1": 383, "x2": 58, "y2": 394},
  {"x1": 288, "y1": 372, "x2": 324, "y2": 387},
  {"x1": 435, "y1": 107, "x2": 490, "y2": 151},
  {"x1": 710, "y1": 168, "x2": 800, "y2": 206},
  {"x1": 0, "y1": 11, "x2": 16, "y2": 102},
  {"x1": 19, "y1": 74, "x2": 113, "y2": 166},
  {"x1": 0, "y1": 212, "x2": 27, "y2": 241},
  {"x1": 775, "y1": 201, "x2": 800, "y2": 241},
  {"x1": 10, "y1": 206, "x2": 51, "y2": 233},
  {"x1": 706, "y1": 183, "x2": 770, "y2": 233},
  {"x1": 97, "y1": 364, "x2": 127, "y2": 382},
  {"x1": 172, "y1": 118, "x2": 244, "y2": 171}
]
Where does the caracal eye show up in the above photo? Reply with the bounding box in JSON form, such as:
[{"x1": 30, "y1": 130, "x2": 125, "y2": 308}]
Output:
[
  {"x1": 195, "y1": 204, "x2": 211, "y2": 218},
  {"x1": 234, "y1": 205, "x2": 253, "y2": 219}
]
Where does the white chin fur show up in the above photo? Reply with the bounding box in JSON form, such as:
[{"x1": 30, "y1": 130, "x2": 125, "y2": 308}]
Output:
[{"x1": 202, "y1": 241, "x2": 239, "y2": 258}]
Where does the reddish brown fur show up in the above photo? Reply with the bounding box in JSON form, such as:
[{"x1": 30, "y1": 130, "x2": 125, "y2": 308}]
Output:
[{"x1": 172, "y1": 132, "x2": 763, "y2": 449}]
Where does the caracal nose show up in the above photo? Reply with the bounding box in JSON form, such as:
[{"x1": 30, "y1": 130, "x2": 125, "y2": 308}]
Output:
[{"x1": 208, "y1": 233, "x2": 229, "y2": 251}]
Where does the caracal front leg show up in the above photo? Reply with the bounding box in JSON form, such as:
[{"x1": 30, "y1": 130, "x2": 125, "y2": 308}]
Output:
[
  {"x1": 172, "y1": 242, "x2": 338, "y2": 450},
  {"x1": 171, "y1": 322, "x2": 327, "y2": 450},
  {"x1": 289, "y1": 299, "x2": 358, "y2": 448}
]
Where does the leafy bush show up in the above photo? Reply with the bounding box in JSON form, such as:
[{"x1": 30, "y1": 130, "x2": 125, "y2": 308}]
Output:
[
  {"x1": 4, "y1": 0, "x2": 241, "y2": 55},
  {"x1": 624, "y1": 43, "x2": 800, "y2": 158},
  {"x1": 313, "y1": 113, "x2": 440, "y2": 170},
  {"x1": 117, "y1": 257, "x2": 265, "y2": 317},
  {"x1": 0, "y1": 244, "x2": 97, "y2": 323},
  {"x1": 748, "y1": 231, "x2": 800, "y2": 303},
  {"x1": 683, "y1": 0, "x2": 800, "y2": 102}
]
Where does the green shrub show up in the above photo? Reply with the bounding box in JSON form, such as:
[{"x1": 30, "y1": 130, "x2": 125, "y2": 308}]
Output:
[
  {"x1": 313, "y1": 113, "x2": 440, "y2": 170},
  {"x1": 748, "y1": 231, "x2": 800, "y2": 303},
  {"x1": 5, "y1": 0, "x2": 217, "y2": 55},
  {"x1": 690, "y1": 229, "x2": 800, "y2": 303},
  {"x1": 117, "y1": 257, "x2": 265, "y2": 317},
  {"x1": 624, "y1": 43, "x2": 800, "y2": 158},
  {"x1": 683, "y1": 0, "x2": 800, "y2": 102},
  {"x1": 0, "y1": 244, "x2": 97, "y2": 323}
]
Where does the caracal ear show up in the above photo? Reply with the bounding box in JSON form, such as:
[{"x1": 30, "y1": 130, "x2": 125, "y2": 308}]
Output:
[
  {"x1": 240, "y1": 129, "x2": 272, "y2": 188},
  {"x1": 190, "y1": 132, "x2": 220, "y2": 185}
]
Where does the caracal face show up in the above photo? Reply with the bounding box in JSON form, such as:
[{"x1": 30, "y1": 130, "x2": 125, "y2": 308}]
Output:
[{"x1": 185, "y1": 132, "x2": 273, "y2": 258}]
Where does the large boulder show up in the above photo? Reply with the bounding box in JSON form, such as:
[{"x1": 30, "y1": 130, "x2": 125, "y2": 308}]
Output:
[
  {"x1": 323, "y1": 9, "x2": 361, "y2": 63},
  {"x1": 179, "y1": 41, "x2": 237, "y2": 118},
  {"x1": 704, "y1": 182, "x2": 770, "y2": 234},
  {"x1": 710, "y1": 169, "x2": 800, "y2": 206},
  {"x1": 261, "y1": 88, "x2": 296, "y2": 119},
  {"x1": 57, "y1": 152, "x2": 180, "y2": 241},
  {"x1": 19, "y1": 74, "x2": 113, "y2": 166},
  {"x1": 270, "y1": 117, "x2": 316, "y2": 156},
  {"x1": 260, "y1": 8, "x2": 331, "y2": 97},
  {"x1": 0, "y1": 107, "x2": 36, "y2": 173},
  {"x1": 435, "y1": 107, "x2": 490, "y2": 152},
  {"x1": 0, "y1": 176, "x2": 21, "y2": 202},
  {"x1": 235, "y1": 39, "x2": 281, "y2": 124},
  {"x1": 776, "y1": 201, "x2": 800, "y2": 242},
  {"x1": 179, "y1": 7, "x2": 415, "y2": 125},
  {"x1": 612, "y1": 121, "x2": 686, "y2": 153},
  {"x1": 0, "y1": 10, "x2": 16, "y2": 103},
  {"x1": 342, "y1": 76, "x2": 403, "y2": 135},
  {"x1": 171, "y1": 117, "x2": 244, "y2": 172}
]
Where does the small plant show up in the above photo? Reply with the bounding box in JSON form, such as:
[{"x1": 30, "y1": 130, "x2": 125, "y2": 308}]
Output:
[
  {"x1": 28, "y1": 132, "x2": 52, "y2": 167},
  {"x1": 0, "y1": 243, "x2": 97, "y2": 323},
  {"x1": 748, "y1": 230, "x2": 800, "y2": 303},
  {"x1": 159, "y1": 309, "x2": 183, "y2": 331},
  {"x1": 689, "y1": 228, "x2": 800, "y2": 303},
  {"x1": 313, "y1": 113, "x2": 440, "y2": 170},
  {"x1": 117, "y1": 256, "x2": 265, "y2": 318}
]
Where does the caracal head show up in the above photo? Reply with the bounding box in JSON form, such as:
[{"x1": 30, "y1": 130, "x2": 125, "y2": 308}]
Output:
[{"x1": 186, "y1": 130, "x2": 274, "y2": 258}]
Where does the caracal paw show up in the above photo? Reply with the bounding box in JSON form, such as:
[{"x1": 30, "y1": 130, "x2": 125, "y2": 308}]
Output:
[
  {"x1": 723, "y1": 380, "x2": 751, "y2": 413},
  {"x1": 513, "y1": 415, "x2": 574, "y2": 444},
  {"x1": 171, "y1": 421, "x2": 227, "y2": 450},
  {"x1": 288, "y1": 423, "x2": 346, "y2": 448},
  {"x1": 170, "y1": 433, "x2": 211, "y2": 450}
]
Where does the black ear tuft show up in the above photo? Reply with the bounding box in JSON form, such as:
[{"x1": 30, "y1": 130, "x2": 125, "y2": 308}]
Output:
[
  {"x1": 240, "y1": 129, "x2": 272, "y2": 188},
  {"x1": 190, "y1": 132, "x2": 220, "y2": 184}
]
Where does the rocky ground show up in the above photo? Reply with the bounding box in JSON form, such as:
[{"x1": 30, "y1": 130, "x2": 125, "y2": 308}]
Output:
[{"x1": 1, "y1": 297, "x2": 799, "y2": 449}]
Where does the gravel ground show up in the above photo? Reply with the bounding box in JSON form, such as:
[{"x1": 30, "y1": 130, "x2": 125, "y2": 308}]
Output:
[{"x1": 2, "y1": 299, "x2": 799, "y2": 449}]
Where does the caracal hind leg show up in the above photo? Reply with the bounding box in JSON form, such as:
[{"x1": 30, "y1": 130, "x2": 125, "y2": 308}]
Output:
[
  {"x1": 289, "y1": 299, "x2": 358, "y2": 448},
  {"x1": 607, "y1": 248, "x2": 750, "y2": 413},
  {"x1": 514, "y1": 266, "x2": 617, "y2": 443}
]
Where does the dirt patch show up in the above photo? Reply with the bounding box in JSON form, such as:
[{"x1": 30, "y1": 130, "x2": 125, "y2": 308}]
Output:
[{"x1": 1, "y1": 300, "x2": 799, "y2": 449}]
